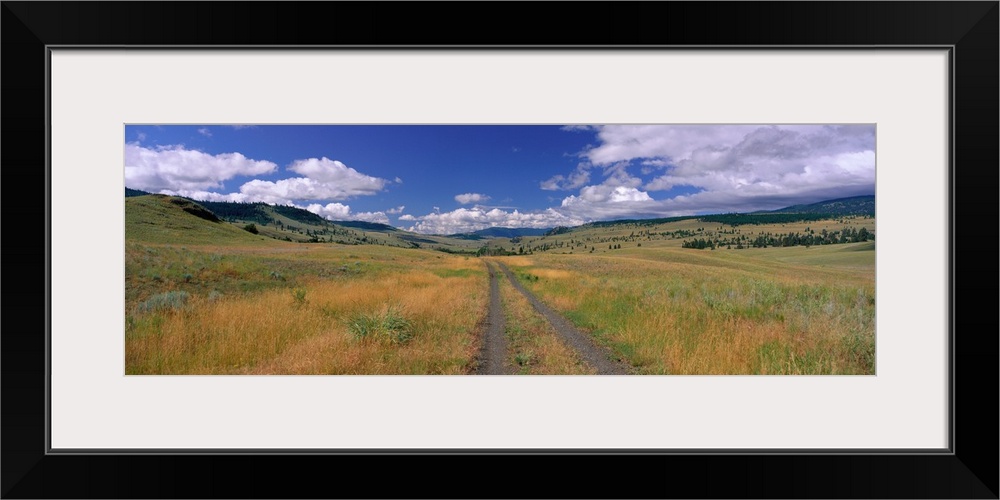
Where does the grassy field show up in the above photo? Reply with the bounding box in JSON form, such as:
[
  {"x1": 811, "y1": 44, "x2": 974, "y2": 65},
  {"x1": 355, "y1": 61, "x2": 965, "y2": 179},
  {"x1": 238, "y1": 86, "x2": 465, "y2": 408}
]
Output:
[
  {"x1": 497, "y1": 242, "x2": 875, "y2": 375},
  {"x1": 482, "y1": 215, "x2": 876, "y2": 254},
  {"x1": 125, "y1": 240, "x2": 489, "y2": 374},
  {"x1": 125, "y1": 194, "x2": 875, "y2": 375}
]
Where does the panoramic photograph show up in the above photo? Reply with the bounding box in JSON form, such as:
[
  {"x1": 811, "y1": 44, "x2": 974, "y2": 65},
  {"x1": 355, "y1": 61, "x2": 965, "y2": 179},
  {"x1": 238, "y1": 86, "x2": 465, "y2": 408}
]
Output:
[{"x1": 125, "y1": 124, "x2": 875, "y2": 375}]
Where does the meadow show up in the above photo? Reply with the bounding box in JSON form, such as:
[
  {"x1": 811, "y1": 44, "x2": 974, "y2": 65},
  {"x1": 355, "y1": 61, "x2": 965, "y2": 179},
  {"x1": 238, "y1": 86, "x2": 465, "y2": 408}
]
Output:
[
  {"x1": 125, "y1": 195, "x2": 875, "y2": 375},
  {"x1": 125, "y1": 241, "x2": 488, "y2": 374},
  {"x1": 496, "y1": 241, "x2": 875, "y2": 374}
]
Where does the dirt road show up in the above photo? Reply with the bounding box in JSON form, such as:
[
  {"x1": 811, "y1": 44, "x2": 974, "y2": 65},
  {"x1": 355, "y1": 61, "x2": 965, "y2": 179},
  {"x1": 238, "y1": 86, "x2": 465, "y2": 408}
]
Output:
[
  {"x1": 475, "y1": 262, "x2": 512, "y2": 374},
  {"x1": 491, "y1": 261, "x2": 631, "y2": 375}
]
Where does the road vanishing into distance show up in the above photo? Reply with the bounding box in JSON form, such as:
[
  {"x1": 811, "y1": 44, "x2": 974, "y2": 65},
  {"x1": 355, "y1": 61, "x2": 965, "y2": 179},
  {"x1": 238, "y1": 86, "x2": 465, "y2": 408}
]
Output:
[{"x1": 477, "y1": 261, "x2": 631, "y2": 375}]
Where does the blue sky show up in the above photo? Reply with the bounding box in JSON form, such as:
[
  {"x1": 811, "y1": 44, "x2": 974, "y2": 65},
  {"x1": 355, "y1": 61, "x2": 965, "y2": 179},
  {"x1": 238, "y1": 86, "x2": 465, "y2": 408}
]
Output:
[{"x1": 125, "y1": 124, "x2": 875, "y2": 234}]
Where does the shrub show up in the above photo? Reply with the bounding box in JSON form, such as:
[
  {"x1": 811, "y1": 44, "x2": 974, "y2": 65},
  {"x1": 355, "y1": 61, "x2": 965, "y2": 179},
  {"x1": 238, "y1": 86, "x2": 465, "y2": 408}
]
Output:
[
  {"x1": 243, "y1": 223, "x2": 259, "y2": 234},
  {"x1": 347, "y1": 305, "x2": 414, "y2": 344},
  {"x1": 136, "y1": 291, "x2": 189, "y2": 314}
]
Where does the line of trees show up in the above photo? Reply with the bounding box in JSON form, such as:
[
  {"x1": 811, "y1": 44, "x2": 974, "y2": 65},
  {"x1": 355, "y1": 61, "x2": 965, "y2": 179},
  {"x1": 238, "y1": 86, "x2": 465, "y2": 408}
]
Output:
[
  {"x1": 698, "y1": 213, "x2": 839, "y2": 226},
  {"x1": 683, "y1": 227, "x2": 873, "y2": 250}
]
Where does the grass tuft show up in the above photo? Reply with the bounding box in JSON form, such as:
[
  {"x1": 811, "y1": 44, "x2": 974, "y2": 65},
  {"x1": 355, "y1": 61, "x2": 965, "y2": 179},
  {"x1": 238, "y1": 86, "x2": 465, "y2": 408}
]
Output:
[{"x1": 347, "y1": 304, "x2": 414, "y2": 345}]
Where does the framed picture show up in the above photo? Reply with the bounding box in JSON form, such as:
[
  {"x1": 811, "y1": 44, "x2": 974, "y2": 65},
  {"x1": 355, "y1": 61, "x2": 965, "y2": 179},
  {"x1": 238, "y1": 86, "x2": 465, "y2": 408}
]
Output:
[{"x1": 4, "y1": 2, "x2": 996, "y2": 498}]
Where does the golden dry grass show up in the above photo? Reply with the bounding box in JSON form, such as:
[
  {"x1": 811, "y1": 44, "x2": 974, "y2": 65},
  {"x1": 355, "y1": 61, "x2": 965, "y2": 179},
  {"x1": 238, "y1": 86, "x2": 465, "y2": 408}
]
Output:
[
  {"x1": 497, "y1": 246, "x2": 875, "y2": 375},
  {"x1": 126, "y1": 247, "x2": 489, "y2": 374}
]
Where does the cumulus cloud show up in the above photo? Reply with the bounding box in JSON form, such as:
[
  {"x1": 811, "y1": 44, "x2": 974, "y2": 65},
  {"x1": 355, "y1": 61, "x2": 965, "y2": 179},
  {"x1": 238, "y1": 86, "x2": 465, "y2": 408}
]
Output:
[
  {"x1": 197, "y1": 128, "x2": 212, "y2": 137},
  {"x1": 178, "y1": 157, "x2": 388, "y2": 205},
  {"x1": 159, "y1": 189, "x2": 258, "y2": 204},
  {"x1": 305, "y1": 202, "x2": 351, "y2": 220},
  {"x1": 398, "y1": 214, "x2": 417, "y2": 221},
  {"x1": 304, "y1": 203, "x2": 389, "y2": 224},
  {"x1": 549, "y1": 124, "x2": 875, "y2": 216},
  {"x1": 455, "y1": 193, "x2": 491, "y2": 204},
  {"x1": 582, "y1": 125, "x2": 753, "y2": 166},
  {"x1": 640, "y1": 125, "x2": 874, "y2": 201},
  {"x1": 556, "y1": 172, "x2": 658, "y2": 220},
  {"x1": 125, "y1": 143, "x2": 277, "y2": 192},
  {"x1": 285, "y1": 157, "x2": 387, "y2": 198},
  {"x1": 144, "y1": 150, "x2": 393, "y2": 214},
  {"x1": 577, "y1": 185, "x2": 652, "y2": 203},
  {"x1": 386, "y1": 206, "x2": 405, "y2": 214},
  {"x1": 403, "y1": 206, "x2": 584, "y2": 235}
]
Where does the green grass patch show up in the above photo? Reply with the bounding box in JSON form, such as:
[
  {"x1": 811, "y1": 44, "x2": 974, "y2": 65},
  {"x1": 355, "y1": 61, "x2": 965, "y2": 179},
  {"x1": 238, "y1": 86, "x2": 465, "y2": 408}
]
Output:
[{"x1": 347, "y1": 305, "x2": 414, "y2": 345}]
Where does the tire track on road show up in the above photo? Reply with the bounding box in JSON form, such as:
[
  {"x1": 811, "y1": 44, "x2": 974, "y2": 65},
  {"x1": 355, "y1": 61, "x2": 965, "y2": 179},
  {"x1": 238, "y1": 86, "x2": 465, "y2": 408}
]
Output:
[
  {"x1": 476, "y1": 261, "x2": 511, "y2": 375},
  {"x1": 495, "y1": 262, "x2": 631, "y2": 375}
]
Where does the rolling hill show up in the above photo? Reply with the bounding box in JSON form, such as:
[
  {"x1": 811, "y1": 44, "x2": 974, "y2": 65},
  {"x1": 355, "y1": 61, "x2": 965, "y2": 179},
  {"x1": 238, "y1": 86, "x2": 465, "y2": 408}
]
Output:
[
  {"x1": 124, "y1": 190, "x2": 483, "y2": 251},
  {"x1": 125, "y1": 195, "x2": 269, "y2": 245},
  {"x1": 769, "y1": 195, "x2": 875, "y2": 216},
  {"x1": 125, "y1": 188, "x2": 874, "y2": 254}
]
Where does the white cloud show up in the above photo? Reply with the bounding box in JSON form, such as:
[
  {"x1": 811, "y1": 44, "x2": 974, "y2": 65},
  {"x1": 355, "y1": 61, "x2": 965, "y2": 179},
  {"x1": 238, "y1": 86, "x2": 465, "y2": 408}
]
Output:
[
  {"x1": 582, "y1": 125, "x2": 753, "y2": 166},
  {"x1": 549, "y1": 124, "x2": 875, "y2": 216},
  {"x1": 149, "y1": 153, "x2": 391, "y2": 211},
  {"x1": 455, "y1": 193, "x2": 491, "y2": 204},
  {"x1": 197, "y1": 128, "x2": 212, "y2": 137},
  {"x1": 386, "y1": 206, "x2": 405, "y2": 214},
  {"x1": 556, "y1": 170, "x2": 658, "y2": 220},
  {"x1": 136, "y1": 131, "x2": 147, "y2": 142},
  {"x1": 159, "y1": 189, "x2": 256, "y2": 204},
  {"x1": 394, "y1": 177, "x2": 403, "y2": 184},
  {"x1": 398, "y1": 214, "x2": 417, "y2": 221},
  {"x1": 190, "y1": 157, "x2": 387, "y2": 205},
  {"x1": 286, "y1": 157, "x2": 387, "y2": 197},
  {"x1": 404, "y1": 207, "x2": 584, "y2": 235},
  {"x1": 304, "y1": 203, "x2": 389, "y2": 224},
  {"x1": 577, "y1": 185, "x2": 652, "y2": 203},
  {"x1": 125, "y1": 143, "x2": 277, "y2": 192},
  {"x1": 305, "y1": 202, "x2": 351, "y2": 220}
]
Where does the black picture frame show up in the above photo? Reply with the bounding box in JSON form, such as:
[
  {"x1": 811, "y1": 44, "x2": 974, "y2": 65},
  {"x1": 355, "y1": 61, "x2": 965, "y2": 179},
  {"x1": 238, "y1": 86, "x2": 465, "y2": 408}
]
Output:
[{"x1": 3, "y1": 2, "x2": 997, "y2": 498}]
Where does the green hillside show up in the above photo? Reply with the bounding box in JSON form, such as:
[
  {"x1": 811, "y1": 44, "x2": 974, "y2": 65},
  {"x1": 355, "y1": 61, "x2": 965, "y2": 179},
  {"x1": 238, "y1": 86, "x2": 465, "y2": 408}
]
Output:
[
  {"x1": 771, "y1": 195, "x2": 875, "y2": 216},
  {"x1": 124, "y1": 193, "x2": 484, "y2": 251},
  {"x1": 125, "y1": 195, "x2": 271, "y2": 245}
]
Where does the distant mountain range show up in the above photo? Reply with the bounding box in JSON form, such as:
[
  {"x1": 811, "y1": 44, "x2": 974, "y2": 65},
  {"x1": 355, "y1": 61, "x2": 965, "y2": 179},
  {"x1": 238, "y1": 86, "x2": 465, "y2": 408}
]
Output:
[{"x1": 448, "y1": 227, "x2": 552, "y2": 240}]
